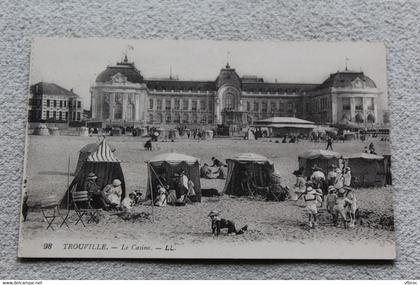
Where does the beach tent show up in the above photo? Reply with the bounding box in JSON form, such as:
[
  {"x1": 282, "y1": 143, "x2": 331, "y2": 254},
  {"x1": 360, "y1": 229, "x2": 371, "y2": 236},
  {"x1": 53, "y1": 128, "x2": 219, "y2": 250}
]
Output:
[
  {"x1": 342, "y1": 152, "x2": 386, "y2": 187},
  {"x1": 60, "y1": 140, "x2": 126, "y2": 208},
  {"x1": 223, "y1": 153, "x2": 274, "y2": 196},
  {"x1": 298, "y1": 149, "x2": 341, "y2": 178},
  {"x1": 146, "y1": 152, "x2": 201, "y2": 202},
  {"x1": 74, "y1": 141, "x2": 116, "y2": 175},
  {"x1": 204, "y1": 130, "x2": 214, "y2": 140}
]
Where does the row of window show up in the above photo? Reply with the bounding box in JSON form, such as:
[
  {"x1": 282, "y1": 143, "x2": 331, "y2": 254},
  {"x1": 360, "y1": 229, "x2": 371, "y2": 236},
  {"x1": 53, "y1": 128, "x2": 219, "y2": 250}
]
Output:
[
  {"x1": 43, "y1": 99, "x2": 82, "y2": 109},
  {"x1": 245, "y1": 101, "x2": 295, "y2": 113},
  {"x1": 148, "y1": 113, "x2": 214, "y2": 124},
  {"x1": 342, "y1": 97, "x2": 375, "y2": 111},
  {"x1": 42, "y1": 110, "x2": 81, "y2": 121},
  {"x1": 149, "y1": 98, "x2": 213, "y2": 111}
]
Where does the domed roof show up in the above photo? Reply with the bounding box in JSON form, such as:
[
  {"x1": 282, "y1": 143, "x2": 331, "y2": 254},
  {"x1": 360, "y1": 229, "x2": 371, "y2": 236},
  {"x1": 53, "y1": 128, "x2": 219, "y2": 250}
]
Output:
[
  {"x1": 215, "y1": 63, "x2": 241, "y2": 89},
  {"x1": 96, "y1": 57, "x2": 144, "y2": 84},
  {"x1": 318, "y1": 71, "x2": 377, "y2": 90}
]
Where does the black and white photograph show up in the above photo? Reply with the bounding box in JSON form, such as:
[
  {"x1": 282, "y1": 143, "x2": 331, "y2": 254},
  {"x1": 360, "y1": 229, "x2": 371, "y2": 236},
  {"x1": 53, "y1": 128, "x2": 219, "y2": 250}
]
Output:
[{"x1": 18, "y1": 38, "x2": 394, "y2": 259}]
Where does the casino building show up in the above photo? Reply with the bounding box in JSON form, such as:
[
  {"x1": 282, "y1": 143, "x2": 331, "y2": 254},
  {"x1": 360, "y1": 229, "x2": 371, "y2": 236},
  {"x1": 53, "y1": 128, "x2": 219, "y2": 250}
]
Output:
[{"x1": 89, "y1": 56, "x2": 383, "y2": 128}]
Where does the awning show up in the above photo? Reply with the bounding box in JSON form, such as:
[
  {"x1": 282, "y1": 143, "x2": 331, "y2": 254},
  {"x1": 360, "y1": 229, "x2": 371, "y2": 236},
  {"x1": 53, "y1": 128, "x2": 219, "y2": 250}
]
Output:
[
  {"x1": 253, "y1": 124, "x2": 316, "y2": 129},
  {"x1": 342, "y1": 152, "x2": 384, "y2": 160},
  {"x1": 229, "y1": 153, "x2": 272, "y2": 163},
  {"x1": 148, "y1": 152, "x2": 200, "y2": 165}
]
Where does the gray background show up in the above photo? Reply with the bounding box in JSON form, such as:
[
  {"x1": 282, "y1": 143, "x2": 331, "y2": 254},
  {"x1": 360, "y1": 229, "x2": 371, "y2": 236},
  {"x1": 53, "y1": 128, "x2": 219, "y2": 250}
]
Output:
[{"x1": 0, "y1": 0, "x2": 419, "y2": 279}]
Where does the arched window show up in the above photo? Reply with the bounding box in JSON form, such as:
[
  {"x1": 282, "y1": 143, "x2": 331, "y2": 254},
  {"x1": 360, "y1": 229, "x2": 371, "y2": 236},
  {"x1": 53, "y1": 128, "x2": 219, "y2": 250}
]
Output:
[
  {"x1": 355, "y1": 113, "x2": 364, "y2": 123},
  {"x1": 367, "y1": 114, "x2": 375, "y2": 123},
  {"x1": 224, "y1": 93, "x2": 234, "y2": 110},
  {"x1": 341, "y1": 113, "x2": 351, "y2": 122},
  {"x1": 148, "y1": 114, "x2": 154, "y2": 124}
]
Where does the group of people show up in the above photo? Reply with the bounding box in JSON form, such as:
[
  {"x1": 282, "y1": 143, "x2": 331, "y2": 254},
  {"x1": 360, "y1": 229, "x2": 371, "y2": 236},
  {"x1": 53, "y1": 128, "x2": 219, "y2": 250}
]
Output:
[
  {"x1": 153, "y1": 169, "x2": 196, "y2": 207},
  {"x1": 291, "y1": 164, "x2": 356, "y2": 229},
  {"x1": 83, "y1": 172, "x2": 142, "y2": 213},
  {"x1": 200, "y1": 157, "x2": 227, "y2": 179}
]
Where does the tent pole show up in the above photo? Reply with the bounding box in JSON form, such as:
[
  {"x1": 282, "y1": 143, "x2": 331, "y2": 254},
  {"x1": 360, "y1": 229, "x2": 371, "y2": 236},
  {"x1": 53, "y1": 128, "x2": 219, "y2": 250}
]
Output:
[
  {"x1": 148, "y1": 162, "x2": 154, "y2": 223},
  {"x1": 67, "y1": 156, "x2": 70, "y2": 210}
]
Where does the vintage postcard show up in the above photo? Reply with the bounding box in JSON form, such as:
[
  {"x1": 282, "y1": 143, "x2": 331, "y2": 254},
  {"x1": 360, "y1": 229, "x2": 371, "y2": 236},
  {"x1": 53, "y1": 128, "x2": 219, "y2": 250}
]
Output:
[{"x1": 19, "y1": 38, "x2": 395, "y2": 259}]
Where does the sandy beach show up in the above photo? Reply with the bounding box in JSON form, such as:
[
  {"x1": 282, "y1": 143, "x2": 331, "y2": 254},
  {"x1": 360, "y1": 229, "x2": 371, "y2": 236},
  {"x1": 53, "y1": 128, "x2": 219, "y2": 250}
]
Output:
[{"x1": 19, "y1": 135, "x2": 395, "y2": 259}]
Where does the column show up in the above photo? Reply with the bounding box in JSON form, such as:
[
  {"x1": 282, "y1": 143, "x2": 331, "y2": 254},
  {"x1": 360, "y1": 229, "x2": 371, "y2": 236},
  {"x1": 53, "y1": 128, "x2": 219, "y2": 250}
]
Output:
[
  {"x1": 349, "y1": 97, "x2": 355, "y2": 121},
  {"x1": 110, "y1": 93, "x2": 115, "y2": 121},
  {"x1": 122, "y1": 93, "x2": 128, "y2": 121}
]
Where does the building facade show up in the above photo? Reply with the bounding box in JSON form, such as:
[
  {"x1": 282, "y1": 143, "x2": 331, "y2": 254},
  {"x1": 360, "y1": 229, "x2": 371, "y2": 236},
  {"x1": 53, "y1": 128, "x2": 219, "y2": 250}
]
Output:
[
  {"x1": 28, "y1": 82, "x2": 83, "y2": 123},
  {"x1": 90, "y1": 57, "x2": 383, "y2": 128}
]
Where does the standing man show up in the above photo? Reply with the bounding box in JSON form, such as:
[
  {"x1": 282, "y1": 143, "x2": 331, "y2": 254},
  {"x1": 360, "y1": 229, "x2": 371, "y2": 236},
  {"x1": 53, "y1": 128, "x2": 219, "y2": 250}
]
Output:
[{"x1": 326, "y1": 136, "x2": 333, "y2": 150}]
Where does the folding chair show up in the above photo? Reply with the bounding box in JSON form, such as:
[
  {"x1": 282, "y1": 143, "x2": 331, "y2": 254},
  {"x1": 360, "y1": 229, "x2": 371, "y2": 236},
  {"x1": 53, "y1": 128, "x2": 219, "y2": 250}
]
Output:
[
  {"x1": 242, "y1": 181, "x2": 257, "y2": 198},
  {"x1": 267, "y1": 184, "x2": 285, "y2": 202},
  {"x1": 40, "y1": 195, "x2": 69, "y2": 230},
  {"x1": 72, "y1": 191, "x2": 100, "y2": 226}
]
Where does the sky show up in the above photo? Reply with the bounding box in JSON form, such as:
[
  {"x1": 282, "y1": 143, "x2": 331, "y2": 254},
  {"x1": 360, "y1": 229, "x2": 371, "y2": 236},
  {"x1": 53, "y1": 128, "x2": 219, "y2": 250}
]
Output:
[{"x1": 30, "y1": 38, "x2": 388, "y2": 110}]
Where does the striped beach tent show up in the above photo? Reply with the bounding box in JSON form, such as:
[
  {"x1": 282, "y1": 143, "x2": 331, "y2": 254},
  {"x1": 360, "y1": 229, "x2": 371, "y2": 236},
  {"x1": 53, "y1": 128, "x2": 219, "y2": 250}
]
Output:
[
  {"x1": 60, "y1": 140, "x2": 125, "y2": 208},
  {"x1": 74, "y1": 141, "x2": 117, "y2": 175}
]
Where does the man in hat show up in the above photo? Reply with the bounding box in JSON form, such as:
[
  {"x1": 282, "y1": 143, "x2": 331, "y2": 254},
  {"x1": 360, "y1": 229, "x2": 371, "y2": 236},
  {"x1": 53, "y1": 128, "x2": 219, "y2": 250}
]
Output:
[
  {"x1": 303, "y1": 186, "x2": 323, "y2": 228},
  {"x1": 84, "y1": 173, "x2": 112, "y2": 210},
  {"x1": 208, "y1": 211, "x2": 248, "y2": 236}
]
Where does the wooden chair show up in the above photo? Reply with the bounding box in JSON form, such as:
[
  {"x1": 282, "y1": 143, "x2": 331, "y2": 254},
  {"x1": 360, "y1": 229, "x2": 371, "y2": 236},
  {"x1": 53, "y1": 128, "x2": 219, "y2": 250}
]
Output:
[
  {"x1": 72, "y1": 191, "x2": 100, "y2": 226},
  {"x1": 40, "y1": 195, "x2": 69, "y2": 230}
]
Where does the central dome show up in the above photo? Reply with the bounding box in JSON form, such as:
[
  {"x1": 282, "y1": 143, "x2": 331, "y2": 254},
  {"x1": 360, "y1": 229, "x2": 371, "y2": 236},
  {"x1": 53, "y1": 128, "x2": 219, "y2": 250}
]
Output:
[
  {"x1": 318, "y1": 71, "x2": 377, "y2": 90},
  {"x1": 95, "y1": 57, "x2": 144, "y2": 84},
  {"x1": 215, "y1": 63, "x2": 241, "y2": 89}
]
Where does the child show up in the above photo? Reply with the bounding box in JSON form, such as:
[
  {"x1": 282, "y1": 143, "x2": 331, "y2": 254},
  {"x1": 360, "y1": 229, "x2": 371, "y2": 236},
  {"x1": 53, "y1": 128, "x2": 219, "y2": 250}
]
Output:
[
  {"x1": 326, "y1": 186, "x2": 337, "y2": 214},
  {"x1": 333, "y1": 188, "x2": 352, "y2": 228},
  {"x1": 345, "y1": 186, "x2": 357, "y2": 227},
  {"x1": 208, "y1": 211, "x2": 248, "y2": 236},
  {"x1": 303, "y1": 186, "x2": 322, "y2": 229},
  {"x1": 121, "y1": 192, "x2": 135, "y2": 212}
]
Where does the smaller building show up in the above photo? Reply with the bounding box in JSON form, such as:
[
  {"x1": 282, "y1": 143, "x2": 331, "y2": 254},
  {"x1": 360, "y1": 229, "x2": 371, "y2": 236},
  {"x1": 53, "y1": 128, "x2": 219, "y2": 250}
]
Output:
[
  {"x1": 253, "y1": 117, "x2": 316, "y2": 137},
  {"x1": 29, "y1": 82, "x2": 83, "y2": 123}
]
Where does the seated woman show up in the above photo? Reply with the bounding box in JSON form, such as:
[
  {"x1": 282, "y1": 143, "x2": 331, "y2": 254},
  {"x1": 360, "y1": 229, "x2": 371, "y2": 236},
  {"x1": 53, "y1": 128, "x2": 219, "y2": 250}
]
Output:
[
  {"x1": 154, "y1": 185, "x2": 167, "y2": 207},
  {"x1": 103, "y1": 179, "x2": 123, "y2": 209}
]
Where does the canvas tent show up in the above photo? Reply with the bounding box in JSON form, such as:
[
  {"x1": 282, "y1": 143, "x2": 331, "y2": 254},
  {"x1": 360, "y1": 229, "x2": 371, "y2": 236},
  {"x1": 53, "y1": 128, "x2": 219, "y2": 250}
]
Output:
[
  {"x1": 298, "y1": 149, "x2": 341, "y2": 178},
  {"x1": 223, "y1": 153, "x2": 274, "y2": 196},
  {"x1": 146, "y1": 152, "x2": 201, "y2": 202},
  {"x1": 342, "y1": 152, "x2": 386, "y2": 187},
  {"x1": 74, "y1": 142, "x2": 116, "y2": 175},
  {"x1": 60, "y1": 140, "x2": 126, "y2": 208}
]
